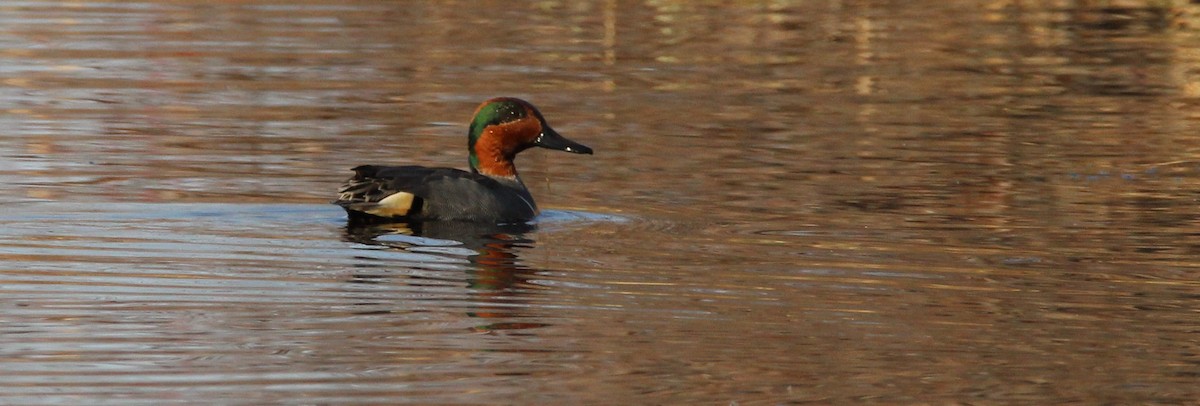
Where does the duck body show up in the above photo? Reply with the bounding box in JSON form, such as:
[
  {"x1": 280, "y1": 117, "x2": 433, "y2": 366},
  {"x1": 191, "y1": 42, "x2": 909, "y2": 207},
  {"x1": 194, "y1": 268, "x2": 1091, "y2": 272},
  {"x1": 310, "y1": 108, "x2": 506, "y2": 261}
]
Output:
[
  {"x1": 337, "y1": 165, "x2": 537, "y2": 223},
  {"x1": 334, "y1": 97, "x2": 592, "y2": 224}
]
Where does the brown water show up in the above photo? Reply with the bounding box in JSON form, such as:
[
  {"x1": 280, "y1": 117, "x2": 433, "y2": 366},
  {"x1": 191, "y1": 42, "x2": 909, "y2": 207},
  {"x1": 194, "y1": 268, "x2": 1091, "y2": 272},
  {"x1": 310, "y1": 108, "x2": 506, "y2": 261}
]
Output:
[{"x1": 2, "y1": 1, "x2": 1199, "y2": 404}]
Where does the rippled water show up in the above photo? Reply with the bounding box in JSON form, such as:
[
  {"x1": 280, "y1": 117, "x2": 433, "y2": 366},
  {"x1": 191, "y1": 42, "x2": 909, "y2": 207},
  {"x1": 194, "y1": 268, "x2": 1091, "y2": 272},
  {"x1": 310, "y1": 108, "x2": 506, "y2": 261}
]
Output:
[{"x1": 3, "y1": 1, "x2": 1199, "y2": 404}]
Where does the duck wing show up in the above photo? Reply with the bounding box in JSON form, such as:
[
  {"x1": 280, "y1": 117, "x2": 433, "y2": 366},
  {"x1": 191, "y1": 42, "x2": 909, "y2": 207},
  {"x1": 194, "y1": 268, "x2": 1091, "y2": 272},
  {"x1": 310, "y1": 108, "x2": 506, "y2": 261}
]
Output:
[{"x1": 334, "y1": 165, "x2": 449, "y2": 219}]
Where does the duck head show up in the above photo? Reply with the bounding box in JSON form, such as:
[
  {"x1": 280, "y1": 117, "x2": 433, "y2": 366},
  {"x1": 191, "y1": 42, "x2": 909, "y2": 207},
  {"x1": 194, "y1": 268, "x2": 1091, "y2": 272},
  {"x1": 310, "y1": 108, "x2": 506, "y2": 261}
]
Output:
[{"x1": 467, "y1": 97, "x2": 593, "y2": 178}]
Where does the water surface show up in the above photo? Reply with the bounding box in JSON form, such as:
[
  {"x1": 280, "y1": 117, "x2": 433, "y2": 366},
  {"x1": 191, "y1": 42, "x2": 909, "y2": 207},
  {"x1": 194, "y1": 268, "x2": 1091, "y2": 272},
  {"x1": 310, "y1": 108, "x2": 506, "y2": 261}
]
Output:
[{"x1": 2, "y1": 1, "x2": 1199, "y2": 404}]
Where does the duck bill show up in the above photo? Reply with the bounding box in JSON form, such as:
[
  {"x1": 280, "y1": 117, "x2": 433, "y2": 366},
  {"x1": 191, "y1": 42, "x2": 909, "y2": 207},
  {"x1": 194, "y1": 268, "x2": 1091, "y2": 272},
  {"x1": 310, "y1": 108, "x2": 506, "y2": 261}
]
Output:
[{"x1": 534, "y1": 126, "x2": 593, "y2": 155}]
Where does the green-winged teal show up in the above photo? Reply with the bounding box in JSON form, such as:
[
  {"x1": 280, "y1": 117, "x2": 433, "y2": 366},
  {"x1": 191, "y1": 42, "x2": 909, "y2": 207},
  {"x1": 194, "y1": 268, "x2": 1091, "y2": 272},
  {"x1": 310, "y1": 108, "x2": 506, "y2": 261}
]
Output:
[{"x1": 335, "y1": 97, "x2": 592, "y2": 223}]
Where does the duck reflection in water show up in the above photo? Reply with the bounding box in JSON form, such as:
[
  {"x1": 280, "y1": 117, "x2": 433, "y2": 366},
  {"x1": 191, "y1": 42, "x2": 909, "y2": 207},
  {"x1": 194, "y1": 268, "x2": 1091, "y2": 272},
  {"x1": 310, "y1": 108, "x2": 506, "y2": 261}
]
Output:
[{"x1": 342, "y1": 219, "x2": 551, "y2": 332}]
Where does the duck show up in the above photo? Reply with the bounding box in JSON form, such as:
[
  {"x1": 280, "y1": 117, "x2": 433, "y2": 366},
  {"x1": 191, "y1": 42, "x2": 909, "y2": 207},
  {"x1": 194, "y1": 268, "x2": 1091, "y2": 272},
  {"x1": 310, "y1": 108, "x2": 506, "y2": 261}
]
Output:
[{"x1": 334, "y1": 97, "x2": 593, "y2": 224}]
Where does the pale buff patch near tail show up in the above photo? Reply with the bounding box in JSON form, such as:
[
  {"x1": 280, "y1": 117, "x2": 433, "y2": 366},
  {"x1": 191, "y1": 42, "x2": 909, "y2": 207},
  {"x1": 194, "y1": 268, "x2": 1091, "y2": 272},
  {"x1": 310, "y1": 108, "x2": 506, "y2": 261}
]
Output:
[{"x1": 365, "y1": 192, "x2": 416, "y2": 217}]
